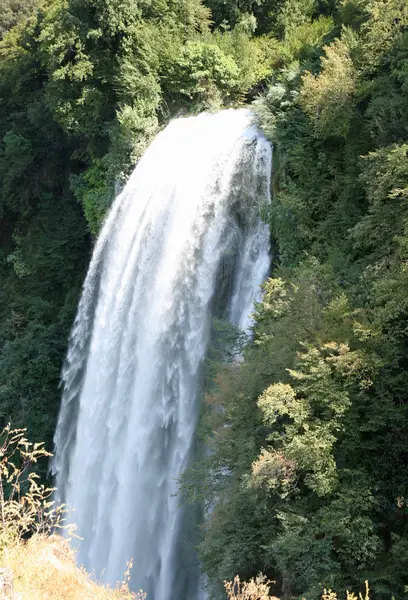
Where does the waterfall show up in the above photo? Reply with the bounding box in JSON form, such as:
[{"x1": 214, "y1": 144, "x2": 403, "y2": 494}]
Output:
[{"x1": 52, "y1": 108, "x2": 272, "y2": 599}]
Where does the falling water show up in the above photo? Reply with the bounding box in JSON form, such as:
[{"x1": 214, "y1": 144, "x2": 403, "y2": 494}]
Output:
[{"x1": 52, "y1": 109, "x2": 272, "y2": 599}]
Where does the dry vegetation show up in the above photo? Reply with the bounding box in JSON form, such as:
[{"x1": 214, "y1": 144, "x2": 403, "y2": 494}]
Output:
[
  {"x1": 0, "y1": 426, "x2": 144, "y2": 600},
  {"x1": 3, "y1": 535, "x2": 145, "y2": 600},
  {"x1": 224, "y1": 576, "x2": 370, "y2": 600},
  {"x1": 224, "y1": 575, "x2": 278, "y2": 600}
]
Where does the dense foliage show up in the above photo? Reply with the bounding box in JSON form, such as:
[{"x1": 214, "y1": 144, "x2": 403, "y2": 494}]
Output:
[
  {"x1": 186, "y1": 0, "x2": 408, "y2": 598},
  {"x1": 0, "y1": 0, "x2": 275, "y2": 449},
  {"x1": 1, "y1": 0, "x2": 408, "y2": 597}
]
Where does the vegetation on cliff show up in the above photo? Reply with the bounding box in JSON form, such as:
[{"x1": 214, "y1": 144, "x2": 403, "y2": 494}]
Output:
[
  {"x1": 0, "y1": 0, "x2": 408, "y2": 598},
  {"x1": 187, "y1": 1, "x2": 408, "y2": 598}
]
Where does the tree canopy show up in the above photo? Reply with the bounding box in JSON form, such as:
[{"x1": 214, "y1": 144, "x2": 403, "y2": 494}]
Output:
[{"x1": 1, "y1": 0, "x2": 408, "y2": 597}]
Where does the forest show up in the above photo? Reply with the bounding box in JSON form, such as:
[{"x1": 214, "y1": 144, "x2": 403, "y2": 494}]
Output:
[{"x1": 1, "y1": 0, "x2": 408, "y2": 597}]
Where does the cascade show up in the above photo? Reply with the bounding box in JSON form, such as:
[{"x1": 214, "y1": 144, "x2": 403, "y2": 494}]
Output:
[{"x1": 52, "y1": 109, "x2": 272, "y2": 599}]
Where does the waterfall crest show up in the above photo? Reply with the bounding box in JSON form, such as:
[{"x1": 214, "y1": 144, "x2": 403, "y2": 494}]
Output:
[{"x1": 52, "y1": 108, "x2": 272, "y2": 599}]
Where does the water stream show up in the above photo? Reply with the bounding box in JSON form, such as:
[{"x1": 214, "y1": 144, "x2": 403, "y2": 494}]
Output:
[{"x1": 52, "y1": 108, "x2": 272, "y2": 599}]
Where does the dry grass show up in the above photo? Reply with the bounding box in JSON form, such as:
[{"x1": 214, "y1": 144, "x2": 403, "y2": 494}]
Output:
[
  {"x1": 4, "y1": 534, "x2": 145, "y2": 600},
  {"x1": 224, "y1": 576, "x2": 370, "y2": 600},
  {"x1": 0, "y1": 426, "x2": 145, "y2": 600},
  {"x1": 225, "y1": 575, "x2": 278, "y2": 600}
]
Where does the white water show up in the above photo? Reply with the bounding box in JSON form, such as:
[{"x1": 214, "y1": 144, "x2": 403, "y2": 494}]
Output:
[{"x1": 52, "y1": 109, "x2": 272, "y2": 599}]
